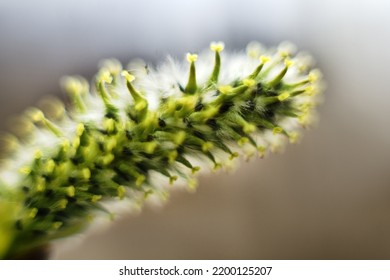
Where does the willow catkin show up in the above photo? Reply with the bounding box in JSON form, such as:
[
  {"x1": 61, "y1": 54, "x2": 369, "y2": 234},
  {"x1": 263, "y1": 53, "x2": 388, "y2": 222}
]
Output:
[{"x1": 0, "y1": 41, "x2": 324, "y2": 258}]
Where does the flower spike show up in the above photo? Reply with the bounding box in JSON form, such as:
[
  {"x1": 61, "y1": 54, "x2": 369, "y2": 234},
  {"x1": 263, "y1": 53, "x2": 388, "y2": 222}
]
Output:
[{"x1": 0, "y1": 41, "x2": 323, "y2": 259}]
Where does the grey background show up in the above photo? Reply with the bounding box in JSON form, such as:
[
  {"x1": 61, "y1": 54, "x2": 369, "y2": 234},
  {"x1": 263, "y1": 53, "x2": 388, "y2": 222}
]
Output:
[{"x1": 0, "y1": 0, "x2": 389, "y2": 259}]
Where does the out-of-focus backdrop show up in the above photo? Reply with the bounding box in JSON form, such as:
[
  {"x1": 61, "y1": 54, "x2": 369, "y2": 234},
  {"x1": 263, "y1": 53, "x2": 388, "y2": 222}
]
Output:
[{"x1": 1, "y1": 0, "x2": 389, "y2": 259}]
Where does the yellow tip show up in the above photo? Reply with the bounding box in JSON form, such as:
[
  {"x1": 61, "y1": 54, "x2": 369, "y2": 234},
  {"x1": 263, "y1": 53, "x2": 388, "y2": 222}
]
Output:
[
  {"x1": 284, "y1": 59, "x2": 294, "y2": 67},
  {"x1": 45, "y1": 159, "x2": 55, "y2": 173},
  {"x1": 136, "y1": 175, "x2": 146, "y2": 187},
  {"x1": 243, "y1": 123, "x2": 256, "y2": 134},
  {"x1": 257, "y1": 146, "x2": 266, "y2": 158},
  {"x1": 229, "y1": 152, "x2": 239, "y2": 160},
  {"x1": 52, "y1": 222, "x2": 63, "y2": 230},
  {"x1": 305, "y1": 85, "x2": 318, "y2": 96},
  {"x1": 202, "y1": 141, "x2": 214, "y2": 152},
  {"x1": 279, "y1": 51, "x2": 289, "y2": 58},
  {"x1": 298, "y1": 113, "x2": 310, "y2": 126},
  {"x1": 289, "y1": 131, "x2": 300, "y2": 144},
  {"x1": 243, "y1": 79, "x2": 256, "y2": 87},
  {"x1": 273, "y1": 127, "x2": 283, "y2": 135},
  {"x1": 66, "y1": 186, "x2": 76, "y2": 197},
  {"x1": 76, "y1": 123, "x2": 85, "y2": 136},
  {"x1": 277, "y1": 92, "x2": 290, "y2": 101},
  {"x1": 58, "y1": 199, "x2": 68, "y2": 209},
  {"x1": 19, "y1": 166, "x2": 31, "y2": 175},
  {"x1": 92, "y1": 195, "x2": 102, "y2": 203},
  {"x1": 260, "y1": 55, "x2": 271, "y2": 64},
  {"x1": 101, "y1": 154, "x2": 115, "y2": 165},
  {"x1": 186, "y1": 53, "x2": 198, "y2": 63},
  {"x1": 213, "y1": 162, "x2": 222, "y2": 171},
  {"x1": 168, "y1": 150, "x2": 178, "y2": 164},
  {"x1": 34, "y1": 150, "x2": 42, "y2": 159},
  {"x1": 117, "y1": 186, "x2": 126, "y2": 200},
  {"x1": 121, "y1": 70, "x2": 135, "y2": 82},
  {"x1": 144, "y1": 141, "x2": 157, "y2": 154},
  {"x1": 30, "y1": 109, "x2": 45, "y2": 122},
  {"x1": 29, "y1": 208, "x2": 38, "y2": 219},
  {"x1": 238, "y1": 137, "x2": 249, "y2": 146},
  {"x1": 191, "y1": 166, "x2": 201, "y2": 174},
  {"x1": 81, "y1": 168, "x2": 91, "y2": 179},
  {"x1": 218, "y1": 85, "x2": 233, "y2": 94},
  {"x1": 103, "y1": 118, "x2": 115, "y2": 133},
  {"x1": 100, "y1": 70, "x2": 113, "y2": 84},
  {"x1": 173, "y1": 131, "x2": 186, "y2": 145},
  {"x1": 188, "y1": 178, "x2": 198, "y2": 190},
  {"x1": 210, "y1": 41, "x2": 225, "y2": 52},
  {"x1": 308, "y1": 70, "x2": 321, "y2": 83},
  {"x1": 169, "y1": 175, "x2": 178, "y2": 185},
  {"x1": 61, "y1": 139, "x2": 70, "y2": 152}
]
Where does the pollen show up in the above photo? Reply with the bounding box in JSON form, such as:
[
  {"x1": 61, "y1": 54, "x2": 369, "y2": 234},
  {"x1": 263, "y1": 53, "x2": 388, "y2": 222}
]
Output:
[
  {"x1": 219, "y1": 85, "x2": 233, "y2": 94},
  {"x1": 284, "y1": 59, "x2": 294, "y2": 67},
  {"x1": 289, "y1": 131, "x2": 300, "y2": 144},
  {"x1": 19, "y1": 166, "x2": 31, "y2": 175},
  {"x1": 136, "y1": 175, "x2": 146, "y2": 187},
  {"x1": 273, "y1": 127, "x2": 283, "y2": 134},
  {"x1": 76, "y1": 123, "x2": 85, "y2": 136},
  {"x1": 277, "y1": 92, "x2": 290, "y2": 101},
  {"x1": 30, "y1": 109, "x2": 45, "y2": 123},
  {"x1": 260, "y1": 55, "x2": 271, "y2": 64},
  {"x1": 121, "y1": 70, "x2": 135, "y2": 82},
  {"x1": 34, "y1": 150, "x2": 42, "y2": 160},
  {"x1": 186, "y1": 53, "x2": 198, "y2": 63},
  {"x1": 58, "y1": 199, "x2": 68, "y2": 209},
  {"x1": 238, "y1": 137, "x2": 249, "y2": 146},
  {"x1": 308, "y1": 69, "x2": 321, "y2": 83},
  {"x1": 52, "y1": 222, "x2": 63, "y2": 230},
  {"x1": 210, "y1": 41, "x2": 225, "y2": 52},
  {"x1": 202, "y1": 141, "x2": 214, "y2": 152},
  {"x1": 92, "y1": 195, "x2": 102, "y2": 203},
  {"x1": 103, "y1": 118, "x2": 115, "y2": 133},
  {"x1": 168, "y1": 150, "x2": 178, "y2": 163},
  {"x1": 243, "y1": 79, "x2": 256, "y2": 87},
  {"x1": 99, "y1": 70, "x2": 113, "y2": 84},
  {"x1": 229, "y1": 152, "x2": 239, "y2": 160},
  {"x1": 66, "y1": 186, "x2": 76, "y2": 197},
  {"x1": 169, "y1": 175, "x2": 178, "y2": 185},
  {"x1": 117, "y1": 186, "x2": 126, "y2": 200},
  {"x1": 29, "y1": 208, "x2": 38, "y2": 219},
  {"x1": 243, "y1": 123, "x2": 256, "y2": 134},
  {"x1": 173, "y1": 131, "x2": 186, "y2": 145},
  {"x1": 191, "y1": 166, "x2": 201, "y2": 174},
  {"x1": 45, "y1": 159, "x2": 55, "y2": 173},
  {"x1": 81, "y1": 168, "x2": 91, "y2": 179}
]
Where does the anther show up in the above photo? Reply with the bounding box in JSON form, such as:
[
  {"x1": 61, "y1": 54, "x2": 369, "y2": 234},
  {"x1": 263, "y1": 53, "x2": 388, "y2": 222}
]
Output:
[{"x1": 121, "y1": 70, "x2": 148, "y2": 112}]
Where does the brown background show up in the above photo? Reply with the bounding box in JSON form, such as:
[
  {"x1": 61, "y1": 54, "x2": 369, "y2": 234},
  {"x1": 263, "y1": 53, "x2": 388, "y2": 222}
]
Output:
[{"x1": 0, "y1": 0, "x2": 389, "y2": 259}]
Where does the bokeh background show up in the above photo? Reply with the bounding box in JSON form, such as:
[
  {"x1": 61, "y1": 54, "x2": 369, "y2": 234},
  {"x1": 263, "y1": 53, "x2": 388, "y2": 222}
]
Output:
[{"x1": 1, "y1": 0, "x2": 390, "y2": 259}]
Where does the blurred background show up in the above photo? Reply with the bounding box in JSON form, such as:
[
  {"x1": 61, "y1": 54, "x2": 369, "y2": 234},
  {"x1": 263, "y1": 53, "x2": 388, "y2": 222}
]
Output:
[{"x1": 1, "y1": 0, "x2": 390, "y2": 259}]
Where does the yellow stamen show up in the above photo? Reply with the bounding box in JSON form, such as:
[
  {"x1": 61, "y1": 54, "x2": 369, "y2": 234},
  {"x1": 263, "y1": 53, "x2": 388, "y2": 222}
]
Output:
[
  {"x1": 273, "y1": 127, "x2": 283, "y2": 135},
  {"x1": 121, "y1": 70, "x2": 135, "y2": 82},
  {"x1": 277, "y1": 92, "x2": 290, "y2": 101},
  {"x1": 186, "y1": 53, "x2": 198, "y2": 63},
  {"x1": 243, "y1": 79, "x2": 256, "y2": 87},
  {"x1": 117, "y1": 186, "x2": 126, "y2": 200},
  {"x1": 210, "y1": 42, "x2": 225, "y2": 52}
]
